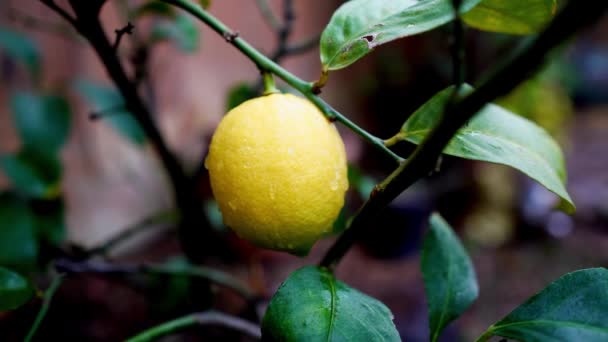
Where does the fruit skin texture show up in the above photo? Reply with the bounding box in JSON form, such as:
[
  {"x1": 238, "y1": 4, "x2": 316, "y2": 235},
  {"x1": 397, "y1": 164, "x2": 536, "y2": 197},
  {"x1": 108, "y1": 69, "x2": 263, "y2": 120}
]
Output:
[{"x1": 206, "y1": 93, "x2": 348, "y2": 255}]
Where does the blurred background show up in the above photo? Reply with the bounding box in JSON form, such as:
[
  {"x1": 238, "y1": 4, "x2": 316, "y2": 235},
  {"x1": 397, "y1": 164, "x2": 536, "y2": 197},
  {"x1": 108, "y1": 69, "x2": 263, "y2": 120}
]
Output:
[{"x1": 0, "y1": 0, "x2": 607, "y2": 341}]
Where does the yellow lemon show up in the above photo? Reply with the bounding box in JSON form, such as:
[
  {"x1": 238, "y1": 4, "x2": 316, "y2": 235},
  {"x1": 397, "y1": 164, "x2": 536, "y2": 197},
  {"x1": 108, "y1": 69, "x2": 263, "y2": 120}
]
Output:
[{"x1": 206, "y1": 93, "x2": 348, "y2": 255}]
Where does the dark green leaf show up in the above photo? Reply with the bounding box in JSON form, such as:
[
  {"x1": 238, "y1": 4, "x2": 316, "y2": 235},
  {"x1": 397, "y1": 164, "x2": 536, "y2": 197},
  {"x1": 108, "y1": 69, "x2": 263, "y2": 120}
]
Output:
[
  {"x1": 319, "y1": 0, "x2": 482, "y2": 71},
  {"x1": 74, "y1": 79, "x2": 147, "y2": 145},
  {"x1": 0, "y1": 27, "x2": 40, "y2": 77},
  {"x1": 478, "y1": 268, "x2": 608, "y2": 342},
  {"x1": 397, "y1": 84, "x2": 574, "y2": 213},
  {"x1": 422, "y1": 213, "x2": 478, "y2": 342},
  {"x1": 463, "y1": 0, "x2": 557, "y2": 35},
  {"x1": 0, "y1": 194, "x2": 38, "y2": 270},
  {"x1": 31, "y1": 197, "x2": 66, "y2": 247},
  {"x1": 225, "y1": 83, "x2": 257, "y2": 111},
  {"x1": 10, "y1": 92, "x2": 71, "y2": 155},
  {"x1": 200, "y1": 0, "x2": 211, "y2": 9},
  {"x1": 0, "y1": 149, "x2": 62, "y2": 199},
  {"x1": 0, "y1": 266, "x2": 34, "y2": 311},
  {"x1": 150, "y1": 14, "x2": 199, "y2": 53},
  {"x1": 262, "y1": 266, "x2": 400, "y2": 341}
]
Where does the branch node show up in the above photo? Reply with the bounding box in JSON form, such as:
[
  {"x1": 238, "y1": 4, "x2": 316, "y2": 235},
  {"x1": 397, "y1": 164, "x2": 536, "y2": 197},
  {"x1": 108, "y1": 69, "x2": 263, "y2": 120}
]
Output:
[
  {"x1": 223, "y1": 31, "x2": 239, "y2": 43},
  {"x1": 113, "y1": 22, "x2": 134, "y2": 52}
]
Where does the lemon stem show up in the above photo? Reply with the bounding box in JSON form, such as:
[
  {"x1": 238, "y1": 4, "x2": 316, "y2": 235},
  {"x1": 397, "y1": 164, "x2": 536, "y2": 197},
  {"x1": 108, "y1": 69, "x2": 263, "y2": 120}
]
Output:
[
  {"x1": 262, "y1": 71, "x2": 280, "y2": 95},
  {"x1": 158, "y1": 0, "x2": 403, "y2": 165},
  {"x1": 158, "y1": 0, "x2": 607, "y2": 272}
]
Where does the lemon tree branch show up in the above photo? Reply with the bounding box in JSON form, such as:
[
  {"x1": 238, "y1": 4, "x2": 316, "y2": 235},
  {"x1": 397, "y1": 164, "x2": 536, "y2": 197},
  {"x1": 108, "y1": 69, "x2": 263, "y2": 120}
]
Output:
[
  {"x1": 124, "y1": 311, "x2": 261, "y2": 342},
  {"x1": 158, "y1": 0, "x2": 403, "y2": 164},
  {"x1": 54, "y1": 258, "x2": 258, "y2": 300},
  {"x1": 40, "y1": 0, "x2": 216, "y2": 262},
  {"x1": 320, "y1": 0, "x2": 608, "y2": 269}
]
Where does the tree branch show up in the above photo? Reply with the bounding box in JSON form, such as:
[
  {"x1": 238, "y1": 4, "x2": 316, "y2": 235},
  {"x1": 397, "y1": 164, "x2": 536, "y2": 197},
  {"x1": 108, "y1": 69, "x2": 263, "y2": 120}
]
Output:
[
  {"x1": 159, "y1": 0, "x2": 402, "y2": 163},
  {"x1": 39, "y1": 0, "x2": 78, "y2": 27},
  {"x1": 255, "y1": 0, "x2": 281, "y2": 31},
  {"x1": 284, "y1": 34, "x2": 320, "y2": 56},
  {"x1": 112, "y1": 21, "x2": 134, "y2": 52},
  {"x1": 124, "y1": 311, "x2": 261, "y2": 342},
  {"x1": 84, "y1": 210, "x2": 179, "y2": 258},
  {"x1": 40, "y1": 0, "x2": 213, "y2": 261},
  {"x1": 270, "y1": 0, "x2": 295, "y2": 63},
  {"x1": 450, "y1": 0, "x2": 465, "y2": 88},
  {"x1": 6, "y1": 6, "x2": 78, "y2": 40},
  {"x1": 320, "y1": 0, "x2": 608, "y2": 269},
  {"x1": 54, "y1": 258, "x2": 257, "y2": 300}
]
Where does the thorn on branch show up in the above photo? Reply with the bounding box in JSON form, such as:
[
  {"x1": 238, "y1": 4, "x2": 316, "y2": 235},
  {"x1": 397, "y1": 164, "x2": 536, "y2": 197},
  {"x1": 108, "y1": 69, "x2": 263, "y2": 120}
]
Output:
[
  {"x1": 223, "y1": 31, "x2": 239, "y2": 43},
  {"x1": 113, "y1": 22, "x2": 134, "y2": 52}
]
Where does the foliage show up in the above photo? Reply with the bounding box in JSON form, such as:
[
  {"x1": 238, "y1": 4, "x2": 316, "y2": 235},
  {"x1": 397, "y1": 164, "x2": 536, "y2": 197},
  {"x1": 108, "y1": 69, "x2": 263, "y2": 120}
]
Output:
[
  {"x1": 422, "y1": 214, "x2": 478, "y2": 342},
  {"x1": 391, "y1": 84, "x2": 574, "y2": 213},
  {"x1": 262, "y1": 266, "x2": 400, "y2": 341},
  {"x1": 0, "y1": 0, "x2": 606, "y2": 341},
  {"x1": 0, "y1": 266, "x2": 34, "y2": 311},
  {"x1": 477, "y1": 268, "x2": 608, "y2": 342}
]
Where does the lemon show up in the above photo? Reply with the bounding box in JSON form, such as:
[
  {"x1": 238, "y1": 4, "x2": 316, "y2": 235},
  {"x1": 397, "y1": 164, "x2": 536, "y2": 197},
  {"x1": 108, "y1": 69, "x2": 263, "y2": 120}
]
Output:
[{"x1": 206, "y1": 93, "x2": 348, "y2": 255}]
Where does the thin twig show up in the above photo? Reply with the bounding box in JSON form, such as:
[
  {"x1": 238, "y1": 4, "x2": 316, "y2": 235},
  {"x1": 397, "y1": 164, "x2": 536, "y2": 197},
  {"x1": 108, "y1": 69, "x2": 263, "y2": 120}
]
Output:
[
  {"x1": 270, "y1": 0, "x2": 295, "y2": 62},
  {"x1": 320, "y1": 0, "x2": 608, "y2": 270},
  {"x1": 159, "y1": 0, "x2": 403, "y2": 164},
  {"x1": 112, "y1": 21, "x2": 134, "y2": 52},
  {"x1": 39, "y1": 0, "x2": 78, "y2": 27},
  {"x1": 450, "y1": 0, "x2": 465, "y2": 88},
  {"x1": 40, "y1": 0, "x2": 213, "y2": 261},
  {"x1": 124, "y1": 311, "x2": 261, "y2": 342},
  {"x1": 54, "y1": 258, "x2": 257, "y2": 300},
  {"x1": 24, "y1": 273, "x2": 65, "y2": 342},
  {"x1": 284, "y1": 33, "x2": 321, "y2": 55},
  {"x1": 84, "y1": 210, "x2": 179, "y2": 257},
  {"x1": 255, "y1": 0, "x2": 281, "y2": 30},
  {"x1": 6, "y1": 6, "x2": 78, "y2": 40}
]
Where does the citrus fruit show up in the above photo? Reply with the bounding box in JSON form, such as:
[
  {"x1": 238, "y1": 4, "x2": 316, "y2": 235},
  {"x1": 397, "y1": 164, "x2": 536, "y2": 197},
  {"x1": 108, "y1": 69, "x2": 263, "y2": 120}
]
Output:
[{"x1": 206, "y1": 93, "x2": 348, "y2": 255}]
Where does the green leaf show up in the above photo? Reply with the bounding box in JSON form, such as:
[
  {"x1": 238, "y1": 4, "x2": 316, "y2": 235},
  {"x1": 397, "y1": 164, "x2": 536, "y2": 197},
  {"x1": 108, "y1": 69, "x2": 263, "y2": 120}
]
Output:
[
  {"x1": 74, "y1": 79, "x2": 147, "y2": 145},
  {"x1": 0, "y1": 27, "x2": 40, "y2": 77},
  {"x1": 262, "y1": 266, "x2": 400, "y2": 341},
  {"x1": 0, "y1": 194, "x2": 38, "y2": 270},
  {"x1": 398, "y1": 84, "x2": 574, "y2": 213},
  {"x1": 0, "y1": 266, "x2": 34, "y2": 311},
  {"x1": 0, "y1": 149, "x2": 62, "y2": 199},
  {"x1": 10, "y1": 92, "x2": 71, "y2": 155},
  {"x1": 319, "y1": 0, "x2": 482, "y2": 71},
  {"x1": 225, "y1": 83, "x2": 257, "y2": 111},
  {"x1": 422, "y1": 213, "x2": 478, "y2": 342},
  {"x1": 32, "y1": 197, "x2": 66, "y2": 247},
  {"x1": 150, "y1": 14, "x2": 200, "y2": 53},
  {"x1": 463, "y1": 0, "x2": 557, "y2": 35},
  {"x1": 477, "y1": 268, "x2": 608, "y2": 342},
  {"x1": 200, "y1": 0, "x2": 211, "y2": 9}
]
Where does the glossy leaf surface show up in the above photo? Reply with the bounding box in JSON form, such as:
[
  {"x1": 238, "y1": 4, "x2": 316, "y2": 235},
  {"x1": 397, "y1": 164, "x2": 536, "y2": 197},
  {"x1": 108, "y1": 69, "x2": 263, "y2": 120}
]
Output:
[
  {"x1": 479, "y1": 268, "x2": 608, "y2": 342},
  {"x1": 463, "y1": 0, "x2": 557, "y2": 35},
  {"x1": 262, "y1": 266, "x2": 400, "y2": 341},
  {"x1": 422, "y1": 213, "x2": 478, "y2": 342},
  {"x1": 320, "y1": 0, "x2": 481, "y2": 70},
  {"x1": 398, "y1": 85, "x2": 574, "y2": 213}
]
